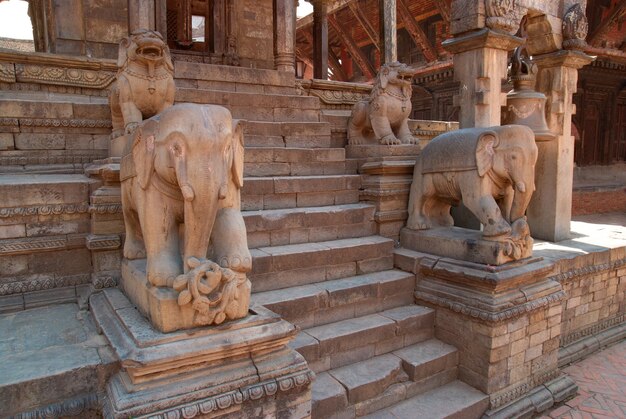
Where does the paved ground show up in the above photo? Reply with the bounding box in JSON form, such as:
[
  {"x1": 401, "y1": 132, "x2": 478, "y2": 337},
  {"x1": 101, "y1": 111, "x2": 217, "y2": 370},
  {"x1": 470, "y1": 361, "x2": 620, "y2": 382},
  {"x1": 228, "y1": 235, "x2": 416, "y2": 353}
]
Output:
[{"x1": 539, "y1": 339, "x2": 626, "y2": 419}]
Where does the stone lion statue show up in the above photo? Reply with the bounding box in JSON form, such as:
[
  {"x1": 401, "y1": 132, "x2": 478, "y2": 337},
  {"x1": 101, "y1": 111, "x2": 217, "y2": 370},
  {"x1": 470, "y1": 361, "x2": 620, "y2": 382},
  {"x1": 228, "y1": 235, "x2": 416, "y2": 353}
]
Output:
[
  {"x1": 348, "y1": 62, "x2": 418, "y2": 145},
  {"x1": 109, "y1": 29, "x2": 175, "y2": 138}
]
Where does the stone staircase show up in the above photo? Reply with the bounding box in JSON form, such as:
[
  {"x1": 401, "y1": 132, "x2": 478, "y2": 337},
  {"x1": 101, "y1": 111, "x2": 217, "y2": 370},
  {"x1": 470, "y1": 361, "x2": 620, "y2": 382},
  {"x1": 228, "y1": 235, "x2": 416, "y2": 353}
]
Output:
[
  {"x1": 0, "y1": 61, "x2": 489, "y2": 417},
  {"x1": 171, "y1": 63, "x2": 488, "y2": 418}
]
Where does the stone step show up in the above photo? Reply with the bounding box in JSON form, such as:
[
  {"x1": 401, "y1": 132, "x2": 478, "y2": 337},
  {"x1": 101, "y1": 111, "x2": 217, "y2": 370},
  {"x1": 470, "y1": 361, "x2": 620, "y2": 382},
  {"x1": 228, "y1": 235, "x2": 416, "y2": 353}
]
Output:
[
  {"x1": 243, "y1": 121, "x2": 333, "y2": 148},
  {"x1": 174, "y1": 61, "x2": 296, "y2": 91},
  {"x1": 311, "y1": 339, "x2": 461, "y2": 418},
  {"x1": 244, "y1": 203, "x2": 376, "y2": 249},
  {"x1": 241, "y1": 174, "x2": 362, "y2": 211},
  {"x1": 250, "y1": 236, "x2": 395, "y2": 292},
  {"x1": 289, "y1": 305, "x2": 434, "y2": 373},
  {"x1": 251, "y1": 270, "x2": 414, "y2": 328},
  {"x1": 363, "y1": 380, "x2": 489, "y2": 419},
  {"x1": 244, "y1": 147, "x2": 355, "y2": 177},
  {"x1": 0, "y1": 304, "x2": 112, "y2": 417},
  {"x1": 175, "y1": 88, "x2": 320, "y2": 122},
  {"x1": 0, "y1": 175, "x2": 96, "y2": 310}
]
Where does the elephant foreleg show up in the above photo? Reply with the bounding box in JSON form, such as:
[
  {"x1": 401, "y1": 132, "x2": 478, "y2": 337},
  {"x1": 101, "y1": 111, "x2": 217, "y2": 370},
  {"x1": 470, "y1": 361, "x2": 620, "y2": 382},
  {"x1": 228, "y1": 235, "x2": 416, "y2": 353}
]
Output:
[
  {"x1": 407, "y1": 158, "x2": 431, "y2": 230},
  {"x1": 463, "y1": 192, "x2": 511, "y2": 238},
  {"x1": 210, "y1": 208, "x2": 252, "y2": 273}
]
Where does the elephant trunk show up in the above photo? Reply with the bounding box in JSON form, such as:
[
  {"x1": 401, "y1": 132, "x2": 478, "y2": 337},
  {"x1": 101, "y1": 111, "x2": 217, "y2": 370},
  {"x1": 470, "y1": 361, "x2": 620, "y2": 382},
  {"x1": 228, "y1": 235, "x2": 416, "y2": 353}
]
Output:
[
  {"x1": 181, "y1": 166, "x2": 220, "y2": 273},
  {"x1": 509, "y1": 183, "x2": 532, "y2": 223}
]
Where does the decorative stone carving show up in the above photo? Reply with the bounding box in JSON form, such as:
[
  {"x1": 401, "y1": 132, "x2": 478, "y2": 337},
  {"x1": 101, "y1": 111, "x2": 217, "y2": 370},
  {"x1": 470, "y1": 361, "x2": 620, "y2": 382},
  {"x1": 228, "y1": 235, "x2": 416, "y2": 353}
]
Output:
[
  {"x1": 348, "y1": 62, "x2": 419, "y2": 145},
  {"x1": 406, "y1": 125, "x2": 538, "y2": 261},
  {"x1": 485, "y1": 0, "x2": 518, "y2": 34},
  {"x1": 562, "y1": 3, "x2": 588, "y2": 51},
  {"x1": 120, "y1": 103, "x2": 251, "y2": 329},
  {"x1": 15, "y1": 64, "x2": 115, "y2": 88},
  {"x1": 109, "y1": 29, "x2": 175, "y2": 138},
  {"x1": 0, "y1": 62, "x2": 16, "y2": 83}
]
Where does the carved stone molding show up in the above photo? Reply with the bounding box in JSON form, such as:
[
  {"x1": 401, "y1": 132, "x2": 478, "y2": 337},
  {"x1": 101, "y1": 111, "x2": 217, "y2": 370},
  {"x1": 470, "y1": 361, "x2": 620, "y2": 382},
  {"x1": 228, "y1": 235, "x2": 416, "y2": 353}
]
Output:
[
  {"x1": 561, "y1": 314, "x2": 625, "y2": 347},
  {"x1": 0, "y1": 152, "x2": 106, "y2": 166},
  {"x1": 562, "y1": 4, "x2": 588, "y2": 51},
  {"x1": 86, "y1": 234, "x2": 122, "y2": 251},
  {"x1": 92, "y1": 272, "x2": 119, "y2": 289},
  {"x1": 0, "y1": 234, "x2": 86, "y2": 256},
  {"x1": 489, "y1": 368, "x2": 560, "y2": 410},
  {"x1": 0, "y1": 118, "x2": 19, "y2": 128},
  {"x1": 18, "y1": 118, "x2": 112, "y2": 129},
  {"x1": 551, "y1": 257, "x2": 626, "y2": 283},
  {"x1": 12, "y1": 393, "x2": 98, "y2": 419},
  {"x1": 0, "y1": 203, "x2": 90, "y2": 218},
  {"x1": 0, "y1": 273, "x2": 90, "y2": 296},
  {"x1": 139, "y1": 371, "x2": 314, "y2": 419},
  {"x1": 89, "y1": 204, "x2": 123, "y2": 215},
  {"x1": 0, "y1": 62, "x2": 16, "y2": 83},
  {"x1": 485, "y1": 0, "x2": 519, "y2": 34},
  {"x1": 15, "y1": 64, "x2": 115, "y2": 89},
  {"x1": 297, "y1": 79, "x2": 372, "y2": 109}
]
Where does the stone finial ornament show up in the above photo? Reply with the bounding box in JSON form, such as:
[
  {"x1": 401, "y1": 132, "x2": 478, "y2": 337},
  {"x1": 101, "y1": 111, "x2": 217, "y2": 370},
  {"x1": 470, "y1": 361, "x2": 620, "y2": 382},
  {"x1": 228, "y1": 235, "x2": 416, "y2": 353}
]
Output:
[
  {"x1": 562, "y1": 3, "x2": 588, "y2": 50},
  {"x1": 485, "y1": 0, "x2": 518, "y2": 34},
  {"x1": 109, "y1": 29, "x2": 175, "y2": 138},
  {"x1": 406, "y1": 125, "x2": 538, "y2": 260},
  {"x1": 348, "y1": 62, "x2": 419, "y2": 145},
  {"x1": 120, "y1": 103, "x2": 251, "y2": 328}
]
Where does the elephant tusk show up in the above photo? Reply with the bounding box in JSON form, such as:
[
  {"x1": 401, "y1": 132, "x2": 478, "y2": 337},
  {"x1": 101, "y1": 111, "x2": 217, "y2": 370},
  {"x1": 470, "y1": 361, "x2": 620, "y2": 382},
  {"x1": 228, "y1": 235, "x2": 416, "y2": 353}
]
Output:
[{"x1": 181, "y1": 184, "x2": 195, "y2": 201}]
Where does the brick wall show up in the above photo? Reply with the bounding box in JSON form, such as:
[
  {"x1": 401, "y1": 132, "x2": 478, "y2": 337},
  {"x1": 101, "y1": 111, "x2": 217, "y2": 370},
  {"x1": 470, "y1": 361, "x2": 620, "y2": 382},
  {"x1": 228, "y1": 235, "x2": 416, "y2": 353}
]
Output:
[{"x1": 572, "y1": 187, "x2": 626, "y2": 216}]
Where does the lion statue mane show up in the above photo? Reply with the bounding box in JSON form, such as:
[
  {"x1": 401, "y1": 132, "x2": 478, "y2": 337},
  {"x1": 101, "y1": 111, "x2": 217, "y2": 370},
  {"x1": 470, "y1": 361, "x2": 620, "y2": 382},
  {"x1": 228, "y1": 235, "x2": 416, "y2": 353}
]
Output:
[
  {"x1": 347, "y1": 62, "x2": 418, "y2": 146},
  {"x1": 109, "y1": 29, "x2": 176, "y2": 139}
]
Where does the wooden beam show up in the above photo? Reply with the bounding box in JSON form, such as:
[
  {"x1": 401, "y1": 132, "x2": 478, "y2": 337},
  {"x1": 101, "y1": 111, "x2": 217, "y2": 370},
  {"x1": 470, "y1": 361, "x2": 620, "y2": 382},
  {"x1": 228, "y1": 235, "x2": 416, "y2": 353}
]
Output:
[
  {"x1": 379, "y1": 0, "x2": 397, "y2": 63},
  {"x1": 312, "y1": 0, "x2": 330, "y2": 80},
  {"x1": 328, "y1": 14, "x2": 375, "y2": 79},
  {"x1": 589, "y1": 0, "x2": 626, "y2": 46},
  {"x1": 397, "y1": 0, "x2": 437, "y2": 62},
  {"x1": 296, "y1": 47, "x2": 314, "y2": 68},
  {"x1": 297, "y1": 0, "x2": 352, "y2": 29},
  {"x1": 347, "y1": 1, "x2": 380, "y2": 51},
  {"x1": 434, "y1": 0, "x2": 450, "y2": 24},
  {"x1": 328, "y1": 47, "x2": 348, "y2": 81}
]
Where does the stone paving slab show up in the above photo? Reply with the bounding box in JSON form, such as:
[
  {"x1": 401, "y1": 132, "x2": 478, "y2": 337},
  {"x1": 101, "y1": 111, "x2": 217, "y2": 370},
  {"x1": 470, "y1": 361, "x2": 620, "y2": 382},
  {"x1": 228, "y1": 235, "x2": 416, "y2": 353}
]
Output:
[{"x1": 540, "y1": 339, "x2": 626, "y2": 419}]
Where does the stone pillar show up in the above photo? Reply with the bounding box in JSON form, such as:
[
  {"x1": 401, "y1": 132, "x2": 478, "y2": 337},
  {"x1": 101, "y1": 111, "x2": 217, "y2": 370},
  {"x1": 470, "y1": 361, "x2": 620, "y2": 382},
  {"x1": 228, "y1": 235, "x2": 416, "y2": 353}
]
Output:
[
  {"x1": 527, "y1": 50, "x2": 593, "y2": 242},
  {"x1": 378, "y1": 0, "x2": 397, "y2": 64},
  {"x1": 128, "y1": 0, "x2": 156, "y2": 32},
  {"x1": 311, "y1": 0, "x2": 329, "y2": 79},
  {"x1": 274, "y1": 0, "x2": 297, "y2": 73},
  {"x1": 443, "y1": 29, "x2": 522, "y2": 129}
]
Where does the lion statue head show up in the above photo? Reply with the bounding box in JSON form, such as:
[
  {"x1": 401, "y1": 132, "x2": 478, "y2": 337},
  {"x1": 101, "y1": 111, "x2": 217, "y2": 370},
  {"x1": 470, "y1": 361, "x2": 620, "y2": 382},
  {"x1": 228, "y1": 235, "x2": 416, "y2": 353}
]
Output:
[
  {"x1": 371, "y1": 61, "x2": 415, "y2": 100},
  {"x1": 117, "y1": 29, "x2": 174, "y2": 75}
]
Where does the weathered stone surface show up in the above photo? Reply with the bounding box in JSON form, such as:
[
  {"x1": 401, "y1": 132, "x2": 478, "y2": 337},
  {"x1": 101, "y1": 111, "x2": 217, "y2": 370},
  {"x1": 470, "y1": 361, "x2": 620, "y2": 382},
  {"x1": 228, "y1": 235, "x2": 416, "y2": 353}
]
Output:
[{"x1": 394, "y1": 339, "x2": 458, "y2": 382}]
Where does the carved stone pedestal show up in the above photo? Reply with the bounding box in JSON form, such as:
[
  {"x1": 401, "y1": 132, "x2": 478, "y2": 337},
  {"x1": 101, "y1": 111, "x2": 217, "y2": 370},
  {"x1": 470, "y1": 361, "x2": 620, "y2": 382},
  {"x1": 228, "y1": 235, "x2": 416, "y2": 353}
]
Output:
[
  {"x1": 395, "y1": 248, "x2": 575, "y2": 416},
  {"x1": 91, "y1": 289, "x2": 313, "y2": 418},
  {"x1": 400, "y1": 227, "x2": 533, "y2": 266},
  {"x1": 121, "y1": 259, "x2": 251, "y2": 333}
]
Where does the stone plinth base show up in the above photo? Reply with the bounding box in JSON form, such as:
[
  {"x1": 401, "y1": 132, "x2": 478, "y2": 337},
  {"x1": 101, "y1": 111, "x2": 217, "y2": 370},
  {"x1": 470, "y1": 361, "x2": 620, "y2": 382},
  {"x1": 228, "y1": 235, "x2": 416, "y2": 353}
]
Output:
[
  {"x1": 91, "y1": 289, "x2": 312, "y2": 418},
  {"x1": 401, "y1": 248, "x2": 568, "y2": 411},
  {"x1": 120, "y1": 259, "x2": 250, "y2": 333},
  {"x1": 346, "y1": 144, "x2": 421, "y2": 159},
  {"x1": 400, "y1": 227, "x2": 533, "y2": 266}
]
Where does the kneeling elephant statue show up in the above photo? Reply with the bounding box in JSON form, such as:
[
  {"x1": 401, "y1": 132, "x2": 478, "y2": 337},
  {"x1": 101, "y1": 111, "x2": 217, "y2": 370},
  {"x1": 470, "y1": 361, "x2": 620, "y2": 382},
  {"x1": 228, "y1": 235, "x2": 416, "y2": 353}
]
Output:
[
  {"x1": 407, "y1": 124, "x2": 538, "y2": 241},
  {"x1": 120, "y1": 103, "x2": 251, "y2": 324}
]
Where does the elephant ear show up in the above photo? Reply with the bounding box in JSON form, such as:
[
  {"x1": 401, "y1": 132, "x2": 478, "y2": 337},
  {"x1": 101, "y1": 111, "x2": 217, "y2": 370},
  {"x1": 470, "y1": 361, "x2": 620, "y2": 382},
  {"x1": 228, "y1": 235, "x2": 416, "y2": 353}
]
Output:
[
  {"x1": 476, "y1": 131, "x2": 499, "y2": 177},
  {"x1": 117, "y1": 36, "x2": 130, "y2": 69},
  {"x1": 231, "y1": 119, "x2": 245, "y2": 189},
  {"x1": 133, "y1": 120, "x2": 158, "y2": 190}
]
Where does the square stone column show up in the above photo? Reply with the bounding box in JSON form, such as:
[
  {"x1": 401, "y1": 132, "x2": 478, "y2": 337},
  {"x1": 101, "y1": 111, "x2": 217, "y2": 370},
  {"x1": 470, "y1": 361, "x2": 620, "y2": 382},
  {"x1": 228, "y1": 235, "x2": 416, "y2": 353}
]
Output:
[
  {"x1": 527, "y1": 50, "x2": 593, "y2": 242},
  {"x1": 443, "y1": 29, "x2": 522, "y2": 129}
]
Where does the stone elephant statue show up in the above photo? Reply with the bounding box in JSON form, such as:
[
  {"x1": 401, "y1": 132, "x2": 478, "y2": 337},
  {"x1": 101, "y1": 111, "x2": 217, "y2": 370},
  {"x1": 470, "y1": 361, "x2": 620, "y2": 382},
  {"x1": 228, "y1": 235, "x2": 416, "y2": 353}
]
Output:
[
  {"x1": 407, "y1": 125, "x2": 538, "y2": 239},
  {"x1": 120, "y1": 103, "x2": 251, "y2": 289}
]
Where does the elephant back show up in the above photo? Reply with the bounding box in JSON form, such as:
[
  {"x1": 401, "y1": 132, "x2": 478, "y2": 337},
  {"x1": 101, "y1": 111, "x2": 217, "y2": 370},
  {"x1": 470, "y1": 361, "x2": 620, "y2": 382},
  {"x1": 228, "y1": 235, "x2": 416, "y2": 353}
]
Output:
[{"x1": 421, "y1": 129, "x2": 480, "y2": 174}]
